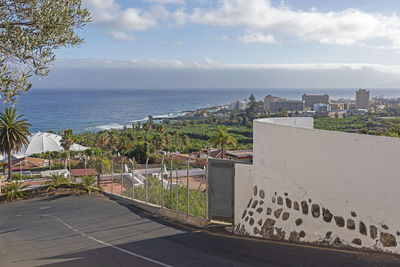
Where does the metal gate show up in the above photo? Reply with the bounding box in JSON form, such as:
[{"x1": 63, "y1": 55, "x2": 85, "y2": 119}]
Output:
[{"x1": 208, "y1": 159, "x2": 235, "y2": 223}]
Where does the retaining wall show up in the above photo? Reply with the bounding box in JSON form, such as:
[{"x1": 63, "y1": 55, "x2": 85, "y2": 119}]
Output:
[{"x1": 236, "y1": 117, "x2": 400, "y2": 254}]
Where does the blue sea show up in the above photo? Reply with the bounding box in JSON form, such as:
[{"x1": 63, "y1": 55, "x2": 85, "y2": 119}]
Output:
[{"x1": 14, "y1": 88, "x2": 400, "y2": 133}]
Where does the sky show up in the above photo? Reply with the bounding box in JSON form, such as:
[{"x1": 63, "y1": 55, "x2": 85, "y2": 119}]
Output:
[{"x1": 33, "y1": 0, "x2": 400, "y2": 90}]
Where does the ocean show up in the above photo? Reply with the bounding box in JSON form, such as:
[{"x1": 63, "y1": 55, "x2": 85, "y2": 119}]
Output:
[{"x1": 14, "y1": 88, "x2": 400, "y2": 133}]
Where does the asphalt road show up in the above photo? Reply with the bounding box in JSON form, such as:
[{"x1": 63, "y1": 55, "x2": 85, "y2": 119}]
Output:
[{"x1": 0, "y1": 195, "x2": 399, "y2": 267}]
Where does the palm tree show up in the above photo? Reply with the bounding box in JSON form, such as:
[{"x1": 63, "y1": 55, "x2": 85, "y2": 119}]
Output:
[
  {"x1": 0, "y1": 107, "x2": 31, "y2": 180},
  {"x1": 143, "y1": 123, "x2": 152, "y2": 134},
  {"x1": 208, "y1": 125, "x2": 238, "y2": 159},
  {"x1": 60, "y1": 129, "x2": 74, "y2": 174},
  {"x1": 182, "y1": 135, "x2": 190, "y2": 152},
  {"x1": 97, "y1": 132, "x2": 109, "y2": 149},
  {"x1": 157, "y1": 123, "x2": 166, "y2": 134}
]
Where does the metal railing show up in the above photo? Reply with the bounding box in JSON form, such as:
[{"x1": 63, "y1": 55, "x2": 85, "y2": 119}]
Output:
[{"x1": 100, "y1": 156, "x2": 208, "y2": 218}]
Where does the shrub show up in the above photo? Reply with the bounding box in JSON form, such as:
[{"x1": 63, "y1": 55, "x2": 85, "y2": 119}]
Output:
[
  {"x1": 5, "y1": 179, "x2": 27, "y2": 200},
  {"x1": 80, "y1": 175, "x2": 97, "y2": 194},
  {"x1": 45, "y1": 173, "x2": 71, "y2": 192}
]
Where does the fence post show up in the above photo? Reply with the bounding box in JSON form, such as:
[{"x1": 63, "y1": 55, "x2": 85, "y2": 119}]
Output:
[
  {"x1": 111, "y1": 157, "x2": 114, "y2": 194},
  {"x1": 176, "y1": 162, "x2": 179, "y2": 211},
  {"x1": 145, "y1": 157, "x2": 149, "y2": 204},
  {"x1": 161, "y1": 154, "x2": 165, "y2": 208},
  {"x1": 101, "y1": 160, "x2": 104, "y2": 189},
  {"x1": 187, "y1": 157, "x2": 190, "y2": 215},
  {"x1": 121, "y1": 157, "x2": 124, "y2": 196},
  {"x1": 205, "y1": 162, "x2": 208, "y2": 219},
  {"x1": 170, "y1": 155, "x2": 173, "y2": 210},
  {"x1": 131, "y1": 157, "x2": 135, "y2": 199}
]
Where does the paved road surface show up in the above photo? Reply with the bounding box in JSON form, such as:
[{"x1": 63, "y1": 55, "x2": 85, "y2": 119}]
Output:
[{"x1": 0, "y1": 195, "x2": 399, "y2": 267}]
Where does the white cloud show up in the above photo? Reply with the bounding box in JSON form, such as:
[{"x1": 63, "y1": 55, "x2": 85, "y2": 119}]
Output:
[
  {"x1": 83, "y1": 0, "x2": 157, "y2": 41},
  {"x1": 239, "y1": 32, "x2": 277, "y2": 44},
  {"x1": 110, "y1": 31, "x2": 136, "y2": 42},
  {"x1": 160, "y1": 40, "x2": 184, "y2": 46},
  {"x1": 187, "y1": 0, "x2": 400, "y2": 49}
]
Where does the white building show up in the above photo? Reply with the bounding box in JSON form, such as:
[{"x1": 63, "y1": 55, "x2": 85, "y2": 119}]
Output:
[
  {"x1": 231, "y1": 100, "x2": 247, "y2": 110},
  {"x1": 313, "y1": 103, "x2": 331, "y2": 112}
]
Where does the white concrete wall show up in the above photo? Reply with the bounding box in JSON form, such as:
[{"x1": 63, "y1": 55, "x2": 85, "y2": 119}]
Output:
[
  {"x1": 234, "y1": 163, "x2": 253, "y2": 224},
  {"x1": 236, "y1": 117, "x2": 400, "y2": 253}
]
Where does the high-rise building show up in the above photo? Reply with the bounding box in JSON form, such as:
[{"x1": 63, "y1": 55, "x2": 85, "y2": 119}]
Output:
[
  {"x1": 302, "y1": 94, "x2": 330, "y2": 110},
  {"x1": 355, "y1": 89, "x2": 370, "y2": 109}
]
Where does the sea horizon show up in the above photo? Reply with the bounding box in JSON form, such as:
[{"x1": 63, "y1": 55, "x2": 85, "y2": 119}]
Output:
[{"x1": 14, "y1": 88, "x2": 400, "y2": 134}]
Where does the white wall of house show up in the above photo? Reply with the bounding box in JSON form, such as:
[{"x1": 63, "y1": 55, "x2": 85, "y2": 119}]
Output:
[
  {"x1": 234, "y1": 163, "x2": 253, "y2": 225},
  {"x1": 237, "y1": 117, "x2": 400, "y2": 253}
]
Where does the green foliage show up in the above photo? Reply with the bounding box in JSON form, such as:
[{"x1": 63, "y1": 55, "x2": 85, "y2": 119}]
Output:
[
  {"x1": 5, "y1": 179, "x2": 27, "y2": 200},
  {"x1": 127, "y1": 176, "x2": 206, "y2": 217},
  {"x1": 0, "y1": 107, "x2": 31, "y2": 179},
  {"x1": 80, "y1": 174, "x2": 97, "y2": 194},
  {"x1": 0, "y1": 0, "x2": 91, "y2": 102},
  {"x1": 45, "y1": 173, "x2": 71, "y2": 192},
  {"x1": 208, "y1": 125, "x2": 238, "y2": 158}
]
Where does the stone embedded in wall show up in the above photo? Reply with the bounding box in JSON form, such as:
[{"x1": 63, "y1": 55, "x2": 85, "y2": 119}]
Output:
[
  {"x1": 239, "y1": 225, "x2": 246, "y2": 235},
  {"x1": 286, "y1": 198, "x2": 292, "y2": 209},
  {"x1": 311, "y1": 204, "x2": 320, "y2": 218},
  {"x1": 284, "y1": 192, "x2": 288, "y2": 196},
  {"x1": 247, "y1": 198, "x2": 253, "y2": 208},
  {"x1": 293, "y1": 202, "x2": 300, "y2": 211},
  {"x1": 235, "y1": 224, "x2": 241, "y2": 232},
  {"x1": 322, "y1": 208, "x2": 333, "y2": 223},
  {"x1": 251, "y1": 200, "x2": 258, "y2": 209},
  {"x1": 289, "y1": 231, "x2": 300, "y2": 242},
  {"x1": 359, "y1": 222, "x2": 367, "y2": 236},
  {"x1": 370, "y1": 225, "x2": 378, "y2": 239},
  {"x1": 245, "y1": 216, "x2": 249, "y2": 222},
  {"x1": 334, "y1": 216, "x2": 345, "y2": 227},
  {"x1": 301, "y1": 201, "x2": 309, "y2": 215},
  {"x1": 261, "y1": 218, "x2": 276, "y2": 238},
  {"x1": 299, "y1": 231, "x2": 306, "y2": 238},
  {"x1": 282, "y1": 212, "x2": 290, "y2": 221},
  {"x1": 254, "y1": 227, "x2": 260, "y2": 235},
  {"x1": 295, "y1": 218, "x2": 303, "y2": 226},
  {"x1": 249, "y1": 218, "x2": 255, "y2": 226},
  {"x1": 259, "y1": 190, "x2": 265, "y2": 199},
  {"x1": 254, "y1": 186, "x2": 258, "y2": 196},
  {"x1": 258, "y1": 219, "x2": 263, "y2": 226},
  {"x1": 274, "y1": 208, "x2": 283, "y2": 219},
  {"x1": 257, "y1": 207, "x2": 263, "y2": 213},
  {"x1": 272, "y1": 196, "x2": 276, "y2": 203},
  {"x1": 351, "y1": 211, "x2": 357, "y2": 217},
  {"x1": 277, "y1": 196, "x2": 283, "y2": 205},
  {"x1": 352, "y1": 238, "x2": 362, "y2": 246},
  {"x1": 333, "y1": 237, "x2": 341, "y2": 246},
  {"x1": 242, "y1": 210, "x2": 247, "y2": 219},
  {"x1": 249, "y1": 211, "x2": 254, "y2": 216},
  {"x1": 260, "y1": 201, "x2": 264, "y2": 205},
  {"x1": 274, "y1": 227, "x2": 286, "y2": 240},
  {"x1": 380, "y1": 233, "x2": 397, "y2": 247},
  {"x1": 325, "y1": 231, "x2": 332, "y2": 239},
  {"x1": 347, "y1": 219, "x2": 355, "y2": 230},
  {"x1": 397, "y1": 231, "x2": 400, "y2": 237},
  {"x1": 382, "y1": 225, "x2": 389, "y2": 230},
  {"x1": 266, "y1": 208, "x2": 272, "y2": 215}
]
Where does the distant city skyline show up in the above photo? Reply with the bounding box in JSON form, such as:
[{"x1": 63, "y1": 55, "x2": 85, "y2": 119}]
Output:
[{"x1": 33, "y1": 0, "x2": 400, "y2": 90}]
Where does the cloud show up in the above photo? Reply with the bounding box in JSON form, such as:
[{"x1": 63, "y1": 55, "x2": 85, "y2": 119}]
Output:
[
  {"x1": 239, "y1": 32, "x2": 277, "y2": 44},
  {"x1": 31, "y1": 58, "x2": 400, "y2": 90},
  {"x1": 160, "y1": 40, "x2": 184, "y2": 46},
  {"x1": 187, "y1": 0, "x2": 400, "y2": 49},
  {"x1": 83, "y1": 0, "x2": 157, "y2": 41},
  {"x1": 109, "y1": 31, "x2": 136, "y2": 42}
]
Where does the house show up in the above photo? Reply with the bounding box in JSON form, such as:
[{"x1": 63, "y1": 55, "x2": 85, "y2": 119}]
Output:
[
  {"x1": 224, "y1": 149, "x2": 253, "y2": 163},
  {"x1": 12, "y1": 157, "x2": 48, "y2": 171}
]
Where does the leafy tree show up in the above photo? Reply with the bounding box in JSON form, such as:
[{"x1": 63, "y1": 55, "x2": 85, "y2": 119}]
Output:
[
  {"x1": 0, "y1": 107, "x2": 30, "y2": 179},
  {"x1": 157, "y1": 123, "x2": 166, "y2": 134},
  {"x1": 182, "y1": 135, "x2": 190, "y2": 151},
  {"x1": 97, "y1": 132, "x2": 109, "y2": 150},
  {"x1": 247, "y1": 93, "x2": 257, "y2": 118},
  {"x1": 208, "y1": 125, "x2": 238, "y2": 159},
  {"x1": 0, "y1": 0, "x2": 90, "y2": 103},
  {"x1": 153, "y1": 133, "x2": 166, "y2": 151}
]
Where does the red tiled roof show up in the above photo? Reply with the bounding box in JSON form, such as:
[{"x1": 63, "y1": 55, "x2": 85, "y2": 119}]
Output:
[{"x1": 71, "y1": 168, "x2": 98, "y2": 177}]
